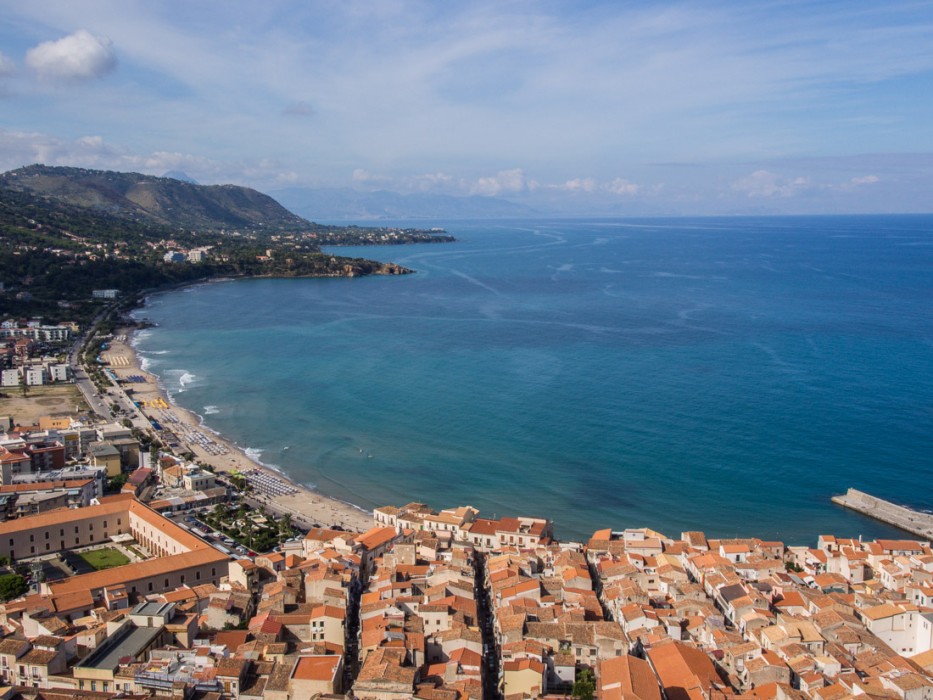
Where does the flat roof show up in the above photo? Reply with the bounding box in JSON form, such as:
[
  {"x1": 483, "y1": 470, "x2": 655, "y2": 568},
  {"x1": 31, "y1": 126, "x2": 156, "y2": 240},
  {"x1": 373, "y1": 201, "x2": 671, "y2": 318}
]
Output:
[
  {"x1": 76, "y1": 622, "x2": 163, "y2": 671},
  {"x1": 132, "y1": 601, "x2": 174, "y2": 617}
]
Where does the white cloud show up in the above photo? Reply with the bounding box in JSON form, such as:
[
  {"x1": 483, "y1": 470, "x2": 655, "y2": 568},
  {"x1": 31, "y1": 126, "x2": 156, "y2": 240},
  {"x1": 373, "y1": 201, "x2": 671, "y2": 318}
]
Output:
[
  {"x1": 559, "y1": 178, "x2": 598, "y2": 193},
  {"x1": 469, "y1": 168, "x2": 526, "y2": 196},
  {"x1": 352, "y1": 168, "x2": 392, "y2": 186},
  {"x1": 732, "y1": 170, "x2": 810, "y2": 198},
  {"x1": 0, "y1": 52, "x2": 14, "y2": 77},
  {"x1": 604, "y1": 178, "x2": 640, "y2": 196},
  {"x1": 25, "y1": 29, "x2": 116, "y2": 82},
  {"x1": 830, "y1": 174, "x2": 880, "y2": 192}
]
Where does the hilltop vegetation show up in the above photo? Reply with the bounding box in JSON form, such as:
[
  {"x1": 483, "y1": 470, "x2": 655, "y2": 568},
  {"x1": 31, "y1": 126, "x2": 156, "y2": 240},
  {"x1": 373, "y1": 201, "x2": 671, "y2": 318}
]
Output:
[
  {"x1": 0, "y1": 164, "x2": 313, "y2": 232},
  {"x1": 0, "y1": 165, "x2": 454, "y2": 323}
]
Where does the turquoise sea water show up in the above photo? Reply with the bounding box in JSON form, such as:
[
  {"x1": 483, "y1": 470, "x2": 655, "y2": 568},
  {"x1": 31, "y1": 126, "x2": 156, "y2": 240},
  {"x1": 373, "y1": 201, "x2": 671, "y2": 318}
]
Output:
[{"x1": 131, "y1": 216, "x2": 933, "y2": 543}]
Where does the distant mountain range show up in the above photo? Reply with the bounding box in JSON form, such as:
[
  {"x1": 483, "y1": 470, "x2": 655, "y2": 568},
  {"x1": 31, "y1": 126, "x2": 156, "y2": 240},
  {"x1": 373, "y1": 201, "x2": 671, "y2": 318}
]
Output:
[
  {"x1": 270, "y1": 186, "x2": 540, "y2": 221},
  {"x1": 0, "y1": 164, "x2": 309, "y2": 232}
]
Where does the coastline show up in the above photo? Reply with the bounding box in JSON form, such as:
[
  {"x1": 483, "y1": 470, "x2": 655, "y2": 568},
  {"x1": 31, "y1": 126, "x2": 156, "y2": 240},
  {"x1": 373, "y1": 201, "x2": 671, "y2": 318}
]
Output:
[{"x1": 107, "y1": 320, "x2": 372, "y2": 533}]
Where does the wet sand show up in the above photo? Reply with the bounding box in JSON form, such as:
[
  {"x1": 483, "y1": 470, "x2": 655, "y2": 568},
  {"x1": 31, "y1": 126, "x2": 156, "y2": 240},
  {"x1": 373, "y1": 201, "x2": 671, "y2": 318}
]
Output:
[{"x1": 106, "y1": 327, "x2": 372, "y2": 533}]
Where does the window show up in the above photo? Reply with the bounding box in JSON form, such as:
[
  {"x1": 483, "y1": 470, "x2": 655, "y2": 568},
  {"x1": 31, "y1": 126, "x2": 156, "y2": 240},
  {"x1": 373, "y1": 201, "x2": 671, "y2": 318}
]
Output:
[
  {"x1": 103, "y1": 521, "x2": 108, "y2": 527},
  {"x1": 148, "y1": 582, "x2": 153, "y2": 592},
  {"x1": 75, "y1": 526, "x2": 79, "y2": 534},
  {"x1": 59, "y1": 529, "x2": 63, "y2": 536},
  {"x1": 44, "y1": 532, "x2": 49, "y2": 540},
  {"x1": 29, "y1": 534, "x2": 34, "y2": 543}
]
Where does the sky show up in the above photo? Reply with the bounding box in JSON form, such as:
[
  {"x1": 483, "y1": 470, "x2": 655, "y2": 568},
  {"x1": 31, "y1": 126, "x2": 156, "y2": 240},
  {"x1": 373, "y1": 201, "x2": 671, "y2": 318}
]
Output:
[{"x1": 1, "y1": 1, "x2": 933, "y2": 216}]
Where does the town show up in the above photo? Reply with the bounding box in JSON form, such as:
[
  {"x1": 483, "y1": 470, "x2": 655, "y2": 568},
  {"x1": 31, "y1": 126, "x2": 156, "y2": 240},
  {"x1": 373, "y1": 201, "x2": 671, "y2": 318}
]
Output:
[{"x1": 0, "y1": 314, "x2": 932, "y2": 700}]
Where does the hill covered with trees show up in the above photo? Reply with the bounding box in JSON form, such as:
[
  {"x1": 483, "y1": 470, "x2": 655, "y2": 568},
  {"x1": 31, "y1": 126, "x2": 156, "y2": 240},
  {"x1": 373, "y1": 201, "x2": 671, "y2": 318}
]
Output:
[{"x1": 0, "y1": 165, "x2": 453, "y2": 323}]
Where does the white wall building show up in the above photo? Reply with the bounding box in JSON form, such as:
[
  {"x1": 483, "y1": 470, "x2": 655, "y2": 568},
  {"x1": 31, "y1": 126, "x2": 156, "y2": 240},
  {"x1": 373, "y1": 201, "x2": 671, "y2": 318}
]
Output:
[
  {"x1": 1, "y1": 369, "x2": 20, "y2": 387},
  {"x1": 48, "y1": 364, "x2": 70, "y2": 382},
  {"x1": 25, "y1": 367, "x2": 46, "y2": 386}
]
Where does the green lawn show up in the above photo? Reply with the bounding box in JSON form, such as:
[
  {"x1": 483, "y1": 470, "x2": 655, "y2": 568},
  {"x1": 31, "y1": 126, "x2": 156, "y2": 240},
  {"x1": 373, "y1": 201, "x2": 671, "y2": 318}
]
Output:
[{"x1": 77, "y1": 548, "x2": 130, "y2": 571}]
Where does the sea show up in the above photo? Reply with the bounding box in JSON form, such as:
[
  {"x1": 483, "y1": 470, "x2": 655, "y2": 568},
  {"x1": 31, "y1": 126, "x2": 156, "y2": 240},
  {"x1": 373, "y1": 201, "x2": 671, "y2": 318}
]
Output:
[{"x1": 130, "y1": 215, "x2": 933, "y2": 544}]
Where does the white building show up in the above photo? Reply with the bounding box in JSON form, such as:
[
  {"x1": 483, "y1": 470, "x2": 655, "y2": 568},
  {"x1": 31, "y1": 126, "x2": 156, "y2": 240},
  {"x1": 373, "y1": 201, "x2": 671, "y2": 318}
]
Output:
[
  {"x1": 25, "y1": 367, "x2": 46, "y2": 386},
  {"x1": 48, "y1": 364, "x2": 70, "y2": 382},
  {"x1": 92, "y1": 289, "x2": 121, "y2": 299},
  {"x1": 861, "y1": 603, "x2": 933, "y2": 657},
  {"x1": 1, "y1": 369, "x2": 20, "y2": 387},
  {"x1": 0, "y1": 325, "x2": 71, "y2": 342}
]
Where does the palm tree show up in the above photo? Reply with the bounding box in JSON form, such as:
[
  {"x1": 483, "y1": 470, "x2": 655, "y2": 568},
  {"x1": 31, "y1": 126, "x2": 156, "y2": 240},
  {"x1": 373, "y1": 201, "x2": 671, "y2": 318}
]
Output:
[{"x1": 279, "y1": 513, "x2": 293, "y2": 540}]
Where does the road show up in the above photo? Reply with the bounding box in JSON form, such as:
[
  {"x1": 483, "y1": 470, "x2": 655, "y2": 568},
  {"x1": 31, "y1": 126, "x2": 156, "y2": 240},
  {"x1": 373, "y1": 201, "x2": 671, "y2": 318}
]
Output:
[{"x1": 68, "y1": 308, "x2": 155, "y2": 434}]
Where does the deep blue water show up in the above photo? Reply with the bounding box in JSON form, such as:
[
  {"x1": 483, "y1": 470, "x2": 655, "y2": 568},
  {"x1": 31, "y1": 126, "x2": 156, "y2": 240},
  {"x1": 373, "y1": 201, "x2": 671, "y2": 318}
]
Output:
[{"x1": 131, "y1": 216, "x2": 933, "y2": 543}]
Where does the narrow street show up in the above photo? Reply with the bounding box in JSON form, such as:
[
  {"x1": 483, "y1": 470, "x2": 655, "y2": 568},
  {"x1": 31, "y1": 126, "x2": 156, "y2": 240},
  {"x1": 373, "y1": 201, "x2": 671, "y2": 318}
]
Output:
[{"x1": 474, "y1": 551, "x2": 500, "y2": 700}]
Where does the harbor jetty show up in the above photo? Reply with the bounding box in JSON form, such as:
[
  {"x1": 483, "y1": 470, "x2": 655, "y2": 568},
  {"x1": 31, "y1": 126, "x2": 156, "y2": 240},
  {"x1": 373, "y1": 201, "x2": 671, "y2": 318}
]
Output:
[{"x1": 832, "y1": 488, "x2": 933, "y2": 540}]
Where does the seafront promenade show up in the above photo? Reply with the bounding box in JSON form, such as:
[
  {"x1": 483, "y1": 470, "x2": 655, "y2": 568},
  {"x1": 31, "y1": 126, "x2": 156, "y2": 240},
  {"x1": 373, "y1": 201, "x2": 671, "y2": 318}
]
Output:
[{"x1": 832, "y1": 487, "x2": 933, "y2": 540}]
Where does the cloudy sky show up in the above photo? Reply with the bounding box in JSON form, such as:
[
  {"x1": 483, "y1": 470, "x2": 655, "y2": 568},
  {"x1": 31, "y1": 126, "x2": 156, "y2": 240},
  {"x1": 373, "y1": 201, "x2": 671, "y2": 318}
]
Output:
[{"x1": 1, "y1": 1, "x2": 932, "y2": 215}]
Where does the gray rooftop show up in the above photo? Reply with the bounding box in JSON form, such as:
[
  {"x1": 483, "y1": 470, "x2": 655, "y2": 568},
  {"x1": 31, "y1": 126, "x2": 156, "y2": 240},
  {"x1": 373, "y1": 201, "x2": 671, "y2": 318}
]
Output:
[{"x1": 76, "y1": 622, "x2": 163, "y2": 671}]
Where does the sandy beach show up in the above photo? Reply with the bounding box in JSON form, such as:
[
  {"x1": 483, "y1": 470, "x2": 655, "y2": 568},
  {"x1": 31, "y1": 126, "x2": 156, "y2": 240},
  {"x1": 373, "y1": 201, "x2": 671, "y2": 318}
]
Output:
[{"x1": 104, "y1": 325, "x2": 372, "y2": 533}]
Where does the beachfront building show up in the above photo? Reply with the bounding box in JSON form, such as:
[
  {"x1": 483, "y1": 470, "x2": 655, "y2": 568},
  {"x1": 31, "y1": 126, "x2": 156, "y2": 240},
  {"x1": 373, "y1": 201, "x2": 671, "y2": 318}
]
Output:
[
  {"x1": 159, "y1": 463, "x2": 216, "y2": 492},
  {"x1": 92, "y1": 289, "x2": 120, "y2": 299},
  {"x1": 0, "y1": 322, "x2": 72, "y2": 343}
]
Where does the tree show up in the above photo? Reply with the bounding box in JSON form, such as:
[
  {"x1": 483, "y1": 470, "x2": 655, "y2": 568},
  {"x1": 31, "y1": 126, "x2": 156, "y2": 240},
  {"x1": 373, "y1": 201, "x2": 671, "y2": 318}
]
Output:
[
  {"x1": 108, "y1": 473, "x2": 129, "y2": 492},
  {"x1": 572, "y1": 669, "x2": 595, "y2": 700},
  {"x1": 0, "y1": 574, "x2": 28, "y2": 602},
  {"x1": 279, "y1": 513, "x2": 293, "y2": 539}
]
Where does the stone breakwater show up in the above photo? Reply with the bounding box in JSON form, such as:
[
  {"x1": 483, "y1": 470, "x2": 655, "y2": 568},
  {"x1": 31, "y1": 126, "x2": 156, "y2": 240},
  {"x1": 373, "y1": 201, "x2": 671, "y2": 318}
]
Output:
[{"x1": 832, "y1": 488, "x2": 933, "y2": 540}]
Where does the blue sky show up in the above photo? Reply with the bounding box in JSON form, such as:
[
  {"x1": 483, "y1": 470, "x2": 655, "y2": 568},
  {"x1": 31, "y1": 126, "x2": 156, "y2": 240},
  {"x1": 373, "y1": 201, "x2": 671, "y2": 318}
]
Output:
[{"x1": 1, "y1": 1, "x2": 932, "y2": 215}]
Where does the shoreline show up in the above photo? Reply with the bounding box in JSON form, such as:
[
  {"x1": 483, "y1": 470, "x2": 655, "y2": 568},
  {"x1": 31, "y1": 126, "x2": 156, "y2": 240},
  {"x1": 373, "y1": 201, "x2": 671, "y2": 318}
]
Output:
[{"x1": 107, "y1": 317, "x2": 372, "y2": 534}]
